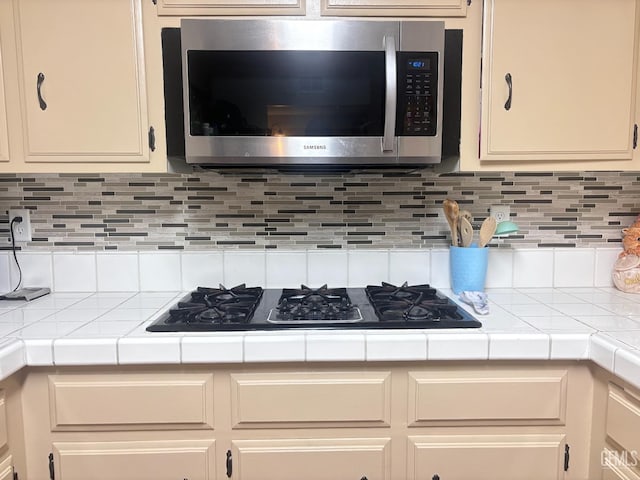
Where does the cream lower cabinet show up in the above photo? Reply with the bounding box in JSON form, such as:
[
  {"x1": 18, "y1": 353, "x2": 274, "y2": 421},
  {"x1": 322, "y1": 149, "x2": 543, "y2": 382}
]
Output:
[
  {"x1": 52, "y1": 441, "x2": 216, "y2": 480},
  {"x1": 18, "y1": 363, "x2": 593, "y2": 479},
  {"x1": 599, "y1": 383, "x2": 640, "y2": 480},
  {"x1": 0, "y1": 456, "x2": 14, "y2": 480},
  {"x1": 1, "y1": 0, "x2": 166, "y2": 173},
  {"x1": 409, "y1": 434, "x2": 566, "y2": 480},
  {"x1": 477, "y1": 0, "x2": 640, "y2": 171},
  {"x1": 231, "y1": 438, "x2": 390, "y2": 480}
]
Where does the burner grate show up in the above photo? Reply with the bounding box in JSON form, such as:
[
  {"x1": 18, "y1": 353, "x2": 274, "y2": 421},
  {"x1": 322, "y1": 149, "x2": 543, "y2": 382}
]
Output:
[
  {"x1": 366, "y1": 282, "x2": 465, "y2": 324},
  {"x1": 166, "y1": 284, "x2": 263, "y2": 325},
  {"x1": 270, "y1": 284, "x2": 362, "y2": 324}
]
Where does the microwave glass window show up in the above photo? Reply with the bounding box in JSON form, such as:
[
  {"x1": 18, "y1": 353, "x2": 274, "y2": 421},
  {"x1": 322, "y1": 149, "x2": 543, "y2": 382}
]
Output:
[{"x1": 187, "y1": 51, "x2": 385, "y2": 137}]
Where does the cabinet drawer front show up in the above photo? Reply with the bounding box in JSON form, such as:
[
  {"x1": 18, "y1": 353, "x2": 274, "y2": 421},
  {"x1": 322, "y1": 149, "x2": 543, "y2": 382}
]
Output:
[
  {"x1": 233, "y1": 438, "x2": 390, "y2": 480},
  {"x1": 231, "y1": 371, "x2": 390, "y2": 428},
  {"x1": 408, "y1": 434, "x2": 566, "y2": 480},
  {"x1": 408, "y1": 369, "x2": 567, "y2": 425},
  {"x1": 53, "y1": 440, "x2": 215, "y2": 480},
  {"x1": 607, "y1": 384, "x2": 640, "y2": 457},
  {"x1": 49, "y1": 373, "x2": 214, "y2": 430}
]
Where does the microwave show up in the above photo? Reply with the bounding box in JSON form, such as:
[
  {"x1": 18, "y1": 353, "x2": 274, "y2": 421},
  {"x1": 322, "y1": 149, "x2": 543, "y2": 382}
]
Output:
[{"x1": 180, "y1": 19, "x2": 445, "y2": 167}]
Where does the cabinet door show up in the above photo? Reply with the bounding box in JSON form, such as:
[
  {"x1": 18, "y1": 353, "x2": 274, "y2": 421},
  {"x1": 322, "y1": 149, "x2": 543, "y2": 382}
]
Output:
[
  {"x1": 480, "y1": 0, "x2": 638, "y2": 163},
  {"x1": 602, "y1": 447, "x2": 640, "y2": 480},
  {"x1": 53, "y1": 440, "x2": 216, "y2": 480},
  {"x1": 408, "y1": 434, "x2": 566, "y2": 480},
  {"x1": 232, "y1": 438, "x2": 390, "y2": 480},
  {"x1": 321, "y1": 0, "x2": 466, "y2": 17},
  {"x1": 0, "y1": 0, "x2": 12, "y2": 162},
  {"x1": 16, "y1": 0, "x2": 150, "y2": 164}
]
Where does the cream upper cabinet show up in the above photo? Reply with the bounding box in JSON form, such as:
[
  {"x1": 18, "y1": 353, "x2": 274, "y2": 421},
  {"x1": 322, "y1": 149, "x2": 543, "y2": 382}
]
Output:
[
  {"x1": 0, "y1": 0, "x2": 14, "y2": 163},
  {"x1": 157, "y1": 0, "x2": 305, "y2": 16},
  {"x1": 477, "y1": 0, "x2": 639, "y2": 171},
  {"x1": 6, "y1": 0, "x2": 166, "y2": 173},
  {"x1": 321, "y1": 0, "x2": 466, "y2": 17}
]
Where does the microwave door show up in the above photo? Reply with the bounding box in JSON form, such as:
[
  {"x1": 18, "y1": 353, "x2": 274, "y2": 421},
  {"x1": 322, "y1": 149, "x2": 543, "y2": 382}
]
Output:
[{"x1": 180, "y1": 19, "x2": 437, "y2": 166}]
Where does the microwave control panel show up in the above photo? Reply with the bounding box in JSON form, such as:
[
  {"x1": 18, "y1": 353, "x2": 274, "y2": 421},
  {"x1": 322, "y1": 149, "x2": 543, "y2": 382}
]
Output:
[{"x1": 396, "y1": 52, "x2": 439, "y2": 136}]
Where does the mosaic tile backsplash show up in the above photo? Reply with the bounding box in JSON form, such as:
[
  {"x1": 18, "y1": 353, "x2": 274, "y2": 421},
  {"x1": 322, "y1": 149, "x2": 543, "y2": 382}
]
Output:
[{"x1": 0, "y1": 170, "x2": 638, "y2": 251}]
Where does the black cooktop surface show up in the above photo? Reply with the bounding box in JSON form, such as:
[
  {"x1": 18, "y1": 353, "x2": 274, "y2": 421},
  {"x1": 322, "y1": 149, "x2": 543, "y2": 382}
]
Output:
[{"x1": 146, "y1": 283, "x2": 481, "y2": 332}]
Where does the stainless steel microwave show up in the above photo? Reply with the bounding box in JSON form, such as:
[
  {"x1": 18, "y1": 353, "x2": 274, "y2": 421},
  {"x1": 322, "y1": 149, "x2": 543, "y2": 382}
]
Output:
[{"x1": 180, "y1": 19, "x2": 445, "y2": 167}]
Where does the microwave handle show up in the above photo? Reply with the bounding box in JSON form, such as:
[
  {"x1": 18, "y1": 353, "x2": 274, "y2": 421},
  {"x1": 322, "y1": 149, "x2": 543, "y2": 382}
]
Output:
[{"x1": 382, "y1": 35, "x2": 397, "y2": 152}]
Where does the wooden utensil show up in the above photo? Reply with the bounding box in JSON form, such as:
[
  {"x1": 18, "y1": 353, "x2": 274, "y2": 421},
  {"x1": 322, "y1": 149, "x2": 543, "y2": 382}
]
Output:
[
  {"x1": 459, "y1": 209, "x2": 473, "y2": 223},
  {"x1": 443, "y1": 199, "x2": 459, "y2": 246},
  {"x1": 478, "y1": 216, "x2": 497, "y2": 247},
  {"x1": 459, "y1": 217, "x2": 473, "y2": 247}
]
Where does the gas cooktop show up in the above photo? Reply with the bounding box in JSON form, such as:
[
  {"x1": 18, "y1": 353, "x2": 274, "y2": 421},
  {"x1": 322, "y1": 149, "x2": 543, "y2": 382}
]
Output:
[{"x1": 146, "y1": 283, "x2": 481, "y2": 332}]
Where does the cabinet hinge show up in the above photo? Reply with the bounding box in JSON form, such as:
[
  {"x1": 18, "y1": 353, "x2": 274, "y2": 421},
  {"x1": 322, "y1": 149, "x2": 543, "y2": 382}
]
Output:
[
  {"x1": 564, "y1": 444, "x2": 570, "y2": 471},
  {"x1": 151, "y1": 0, "x2": 157, "y2": 4},
  {"x1": 148, "y1": 126, "x2": 156, "y2": 152},
  {"x1": 467, "y1": 0, "x2": 471, "y2": 5},
  {"x1": 48, "y1": 453, "x2": 54, "y2": 480},
  {"x1": 634, "y1": 124, "x2": 638, "y2": 149}
]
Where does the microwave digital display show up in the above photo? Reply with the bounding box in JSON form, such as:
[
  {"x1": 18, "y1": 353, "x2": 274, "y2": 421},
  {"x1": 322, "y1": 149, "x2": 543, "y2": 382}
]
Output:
[{"x1": 408, "y1": 59, "x2": 430, "y2": 70}]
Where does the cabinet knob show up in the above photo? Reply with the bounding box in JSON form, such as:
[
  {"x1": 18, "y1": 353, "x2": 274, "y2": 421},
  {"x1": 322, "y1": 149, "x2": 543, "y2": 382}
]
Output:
[
  {"x1": 504, "y1": 73, "x2": 513, "y2": 111},
  {"x1": 37, "y1": 72, "x2": 47, "y2": 111}
]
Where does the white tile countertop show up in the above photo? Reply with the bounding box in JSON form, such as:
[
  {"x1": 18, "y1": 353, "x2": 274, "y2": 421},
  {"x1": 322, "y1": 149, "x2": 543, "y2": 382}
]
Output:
[{"x1": 0, "y1": 287, "x2": 639, "y2": 390}]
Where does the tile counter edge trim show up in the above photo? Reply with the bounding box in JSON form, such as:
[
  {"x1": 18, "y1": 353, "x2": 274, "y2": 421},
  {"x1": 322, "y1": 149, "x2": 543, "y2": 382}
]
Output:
[{"x1": 0, "y1": 332, "x2": 638, "y2": 391}]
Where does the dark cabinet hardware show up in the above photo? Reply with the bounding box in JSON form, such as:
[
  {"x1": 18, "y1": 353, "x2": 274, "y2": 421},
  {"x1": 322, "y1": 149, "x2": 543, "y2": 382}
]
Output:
[
  {"x1": 226, "y1": 450, "x2": 232, "y2": 478},
  {"x1": 504, "y1": 73, "x2": 512, "y2": 111},
  {"x1": 37, "y1": 73, "x2": 47, "y2": 110},
  {"x1": 433, "y1": 476, "x2": 440, "y2": 480},
  {"x1": 13, "y1": 470, "x2": 18, "y2": 480},
  {"x1": 634, "y1": 124, "x2": 638, "y2": 149},
  {"x1": 148, "y1": 126, "x2": 156, "y2": 152},
  {"x1": 48, "y1": 453, "x2": 54, "y2": 480},
  {"x1": 360, "y1": 477, "x2": 368, "y2": 480},
  {"x1": 564, "y1": 444, "x2": 570, "y2": 471}
]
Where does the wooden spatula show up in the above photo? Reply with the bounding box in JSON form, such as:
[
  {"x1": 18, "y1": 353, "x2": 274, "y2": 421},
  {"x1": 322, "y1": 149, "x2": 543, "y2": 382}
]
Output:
[
  {"x1": 459, "y1": 217, "x2": 473, "y2": 247},
  {"x1": 478, "y1": 216, "x2": 497, "y2": 247}
]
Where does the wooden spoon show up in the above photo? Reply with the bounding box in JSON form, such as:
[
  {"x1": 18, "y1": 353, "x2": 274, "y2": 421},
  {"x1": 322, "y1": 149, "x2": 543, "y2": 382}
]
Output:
[
  {"x1": 478, "y1": 216, "x2": 497, "y2": 247},
  {"x1": 443, "y1": 199, "x2": 459, "y2": 246},
  {"x1": 459, "y1": 217, "x2": 473, "y2": 247}
]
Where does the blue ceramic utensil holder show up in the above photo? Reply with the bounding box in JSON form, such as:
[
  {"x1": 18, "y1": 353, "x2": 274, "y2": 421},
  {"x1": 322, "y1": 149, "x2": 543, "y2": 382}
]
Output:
[{"x1": 450, "y1": 245, "x2": 489, "y2": 294}]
